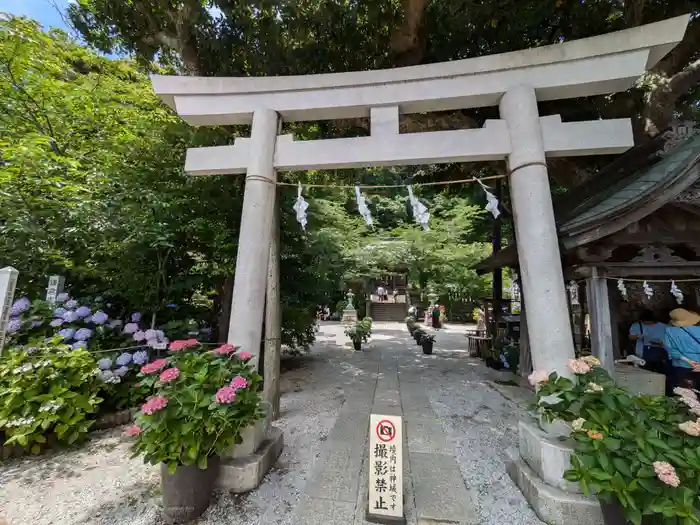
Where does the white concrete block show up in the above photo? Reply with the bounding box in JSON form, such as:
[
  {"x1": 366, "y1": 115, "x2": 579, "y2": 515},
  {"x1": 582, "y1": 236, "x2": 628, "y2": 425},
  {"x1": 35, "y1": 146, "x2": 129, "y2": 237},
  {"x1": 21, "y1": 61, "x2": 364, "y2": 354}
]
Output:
[
  {"x1": 218, "y1": 426, "x2": 283, "y2": 493},
  {"x1": 615, "y1": 365, "x2": 665, "y2": 396}
]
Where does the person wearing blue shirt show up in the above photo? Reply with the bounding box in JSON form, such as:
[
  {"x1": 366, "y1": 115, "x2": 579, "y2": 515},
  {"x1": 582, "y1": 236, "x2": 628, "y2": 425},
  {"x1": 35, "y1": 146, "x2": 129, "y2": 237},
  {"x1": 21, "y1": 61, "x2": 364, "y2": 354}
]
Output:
[
  {"x1": 628, "y1": 310, "x2": 667, "y2": 369},
  {"x1": 663, "y1": 308, "x2": 700, "y2": 391}
]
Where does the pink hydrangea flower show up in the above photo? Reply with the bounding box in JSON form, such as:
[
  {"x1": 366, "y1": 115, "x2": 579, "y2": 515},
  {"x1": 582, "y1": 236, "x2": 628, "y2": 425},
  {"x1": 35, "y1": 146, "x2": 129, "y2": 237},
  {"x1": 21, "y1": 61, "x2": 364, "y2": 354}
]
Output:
[
  {"x1": 123, "y1": 425, "x2": 142, "y2": 437},
  {"x1": 653, "y1": 461, "x2": 680, "y2": 487},
  {"x1": 215, "y1": 385, "x2": 237, "y2": 404},
  {"x1": 568, "y1": 359, "x2": 591, "y2": 375},
  {"x1": 169, "y1": 339, "x2": 199, "y2": 352},
  {"x1": 142, "y1": 396, "x2": 168, "y2": 415},
  {"x1": 528, "y1": 370, "x2": 549, "y2": 387},
  {"x1": 678, "y1": 420, "x2": 700, "y2": 437},
  {"x1": 231, "y1": 375, "x2": 248, "y2": 390},
  {"x1": 141, "y1": 359, "x2": 168, "y2": 375},
  {"x1": 159, "y1": 367, "x2": 180, "y2": 383},
  {"x1": 238, "y1": 351, "x2": 252, "y2": 361},
  {"x1": 212, "y1": 343, "x2": 237, "y2": 355}
]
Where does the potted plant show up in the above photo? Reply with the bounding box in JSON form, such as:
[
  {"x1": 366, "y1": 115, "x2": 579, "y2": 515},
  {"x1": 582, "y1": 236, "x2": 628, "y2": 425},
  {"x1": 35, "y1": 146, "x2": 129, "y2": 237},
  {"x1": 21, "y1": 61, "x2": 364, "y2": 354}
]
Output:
[
  {"x1": 420, "y1": 333, "x2": 435, "y2": 355},
  {"x1": 530, "y1": 357, "x2": 700, "y2": 525},
  {"x1": 360, "y1": 317, "x2": 373, "y2": 342},
  {"x1": 405, "y1": 316, "x2": 416, "y2": 335},
  {"x1": 413, "y1": 328, "x2": 425, "y2": 345},
  {"x1": 126, "y1": 340, "x2": 263, "y2": 524},
  {"x1": 344, "y1": 323, "x2": 367, "y2": 351}
]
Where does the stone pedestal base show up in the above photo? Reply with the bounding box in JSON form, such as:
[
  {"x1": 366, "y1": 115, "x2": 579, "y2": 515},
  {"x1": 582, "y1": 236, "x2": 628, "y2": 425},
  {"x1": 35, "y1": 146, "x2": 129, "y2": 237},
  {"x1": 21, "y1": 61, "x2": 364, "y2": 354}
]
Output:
[
  {"x1": 507, "y1": 418, "x2": 604, "y2": 525},
  {"x1": 615, "y1": 365, "x2": 665, "y2": 396},
  {"x1": 342, "y1": 307, "x2": 358, "y2": 326},
  {"x1": 218, "y1": 427, "x2": 284, "y2": 493}
]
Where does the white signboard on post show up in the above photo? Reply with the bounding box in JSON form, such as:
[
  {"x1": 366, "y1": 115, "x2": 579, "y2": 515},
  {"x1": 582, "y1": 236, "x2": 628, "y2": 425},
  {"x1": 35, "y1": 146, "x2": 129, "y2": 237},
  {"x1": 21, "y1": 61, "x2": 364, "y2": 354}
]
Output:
[
  {"x1": 0, "y1": 267, "x2": 19, "y2": 355},
  {"x1": 367, "y1": 413, "x2": 404, "y2": 524},
  {"x1": 45, "y1": 275, "x2": 65, "y2": 305}
]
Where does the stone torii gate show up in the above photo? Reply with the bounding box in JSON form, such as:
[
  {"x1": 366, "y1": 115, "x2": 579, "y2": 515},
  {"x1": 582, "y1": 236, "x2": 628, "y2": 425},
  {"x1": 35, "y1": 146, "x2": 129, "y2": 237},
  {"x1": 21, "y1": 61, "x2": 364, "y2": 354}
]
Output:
[
  {"x1": 152, "y1": 15, "x2": 689, "y2": 517},
  {"x1": 152, "y1": 14, "x2": 688, "y2": 387}
]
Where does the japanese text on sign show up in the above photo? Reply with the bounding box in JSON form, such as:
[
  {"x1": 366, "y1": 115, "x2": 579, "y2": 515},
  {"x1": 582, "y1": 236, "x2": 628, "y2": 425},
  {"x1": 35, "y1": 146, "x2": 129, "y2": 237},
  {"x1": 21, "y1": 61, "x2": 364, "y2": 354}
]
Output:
[{"x1": 367, "y1": 414, "x2": 403, "y2": 522}]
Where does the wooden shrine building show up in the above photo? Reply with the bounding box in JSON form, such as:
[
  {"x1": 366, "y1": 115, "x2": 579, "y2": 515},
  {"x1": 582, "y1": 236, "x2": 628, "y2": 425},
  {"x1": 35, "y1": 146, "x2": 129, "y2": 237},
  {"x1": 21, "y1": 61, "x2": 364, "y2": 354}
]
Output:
[{"x1": 475, "y1": 130, "x2": 700, "y2": 372}]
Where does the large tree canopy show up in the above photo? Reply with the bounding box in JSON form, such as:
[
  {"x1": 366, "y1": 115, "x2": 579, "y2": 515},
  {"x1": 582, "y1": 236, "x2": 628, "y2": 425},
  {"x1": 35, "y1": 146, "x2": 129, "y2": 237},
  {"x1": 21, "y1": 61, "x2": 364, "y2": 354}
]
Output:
[{"x1": 67, "y1": 0, "x2": 700, "y2": 187}]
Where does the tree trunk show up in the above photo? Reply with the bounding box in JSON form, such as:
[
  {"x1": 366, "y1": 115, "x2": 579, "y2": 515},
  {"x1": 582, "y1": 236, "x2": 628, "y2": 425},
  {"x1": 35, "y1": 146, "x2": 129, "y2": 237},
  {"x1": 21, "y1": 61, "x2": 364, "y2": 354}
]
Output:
[{"x1": 216, "y1": 276, "x2": 234, "y2": 344}]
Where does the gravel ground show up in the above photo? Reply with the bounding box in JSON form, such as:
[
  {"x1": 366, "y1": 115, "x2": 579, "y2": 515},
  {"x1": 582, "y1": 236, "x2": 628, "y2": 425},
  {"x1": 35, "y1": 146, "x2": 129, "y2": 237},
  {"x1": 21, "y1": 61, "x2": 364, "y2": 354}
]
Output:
[{"x1": 0, "y1": 340, "x2": 347, "y2": 525}]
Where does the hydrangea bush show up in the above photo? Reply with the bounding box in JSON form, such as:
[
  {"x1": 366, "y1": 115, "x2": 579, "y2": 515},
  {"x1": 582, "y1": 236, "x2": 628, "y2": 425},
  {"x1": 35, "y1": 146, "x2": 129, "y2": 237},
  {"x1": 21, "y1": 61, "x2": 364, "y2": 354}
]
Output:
[
  {"x1": 126, "y1": 340, "x2": 262, "y2": 473},
  {"x1": 530, "y1": 358, "x2": 700, "y2": 524},
  {"x1": 0, "y1": 343, "x2": 102, "y2": 452}
]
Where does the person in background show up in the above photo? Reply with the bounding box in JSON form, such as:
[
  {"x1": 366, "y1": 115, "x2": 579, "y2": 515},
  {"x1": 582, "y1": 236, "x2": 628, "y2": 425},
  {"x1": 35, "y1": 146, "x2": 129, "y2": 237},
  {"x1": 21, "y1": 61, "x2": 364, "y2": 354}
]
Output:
[
  {"x1": 628, "y1": 310, "x2": 668, "y2": 375},
  {"x1": 664, "y1": 308, "x2": 700, "y2": 390},
  {"x1": 377, "y1": 285, "x2": 386, "y2": 302}
]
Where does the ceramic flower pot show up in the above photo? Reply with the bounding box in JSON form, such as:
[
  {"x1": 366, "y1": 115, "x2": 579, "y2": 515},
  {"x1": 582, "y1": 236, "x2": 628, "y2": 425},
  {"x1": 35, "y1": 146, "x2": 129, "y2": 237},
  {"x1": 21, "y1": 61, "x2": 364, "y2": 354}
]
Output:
[
  {"x1": 353, "y1": 340, "x2": 362, "y2": 351},
  {"x1": 161, "y1": 456, "x2": 220, "y2": 524},
  {"x1": 421, "y1": 340, "x2": 433, "y2": 355}
]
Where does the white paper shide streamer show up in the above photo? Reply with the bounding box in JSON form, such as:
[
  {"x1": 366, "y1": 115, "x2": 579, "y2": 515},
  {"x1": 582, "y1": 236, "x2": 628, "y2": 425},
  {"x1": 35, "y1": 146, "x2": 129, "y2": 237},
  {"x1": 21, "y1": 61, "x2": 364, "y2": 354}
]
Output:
[
  {"x1": 567, "y1": 280, "x2": 579, "y2": 305},
  {"x1": 617, "y1": 279, "x2": 628, "y2": 301},
  {"x1": 293, "y1": 182, "x2": 309, "y2": 231},
  {"x1": 407, "y1": 185, "x2": 430, "y2": 230},
  {"x1": 643, "y1": 280, "x2": 654, "y2": 299},
  {"x1": 355, "y1": 185, "x2": 373, "y2": 227},
  {"x1": 670, "y1": 281, "x2": 684, "y2": 304},
  {"x1": 476, "y1": 179, "x2": 500, "y2": 218}
]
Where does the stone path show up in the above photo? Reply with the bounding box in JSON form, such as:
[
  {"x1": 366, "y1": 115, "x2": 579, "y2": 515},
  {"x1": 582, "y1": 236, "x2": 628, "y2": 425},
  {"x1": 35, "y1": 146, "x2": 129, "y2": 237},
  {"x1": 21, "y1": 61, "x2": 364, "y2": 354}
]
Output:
[{"x1": 291, "y1": 322, "x2": 543, "y2": 525}]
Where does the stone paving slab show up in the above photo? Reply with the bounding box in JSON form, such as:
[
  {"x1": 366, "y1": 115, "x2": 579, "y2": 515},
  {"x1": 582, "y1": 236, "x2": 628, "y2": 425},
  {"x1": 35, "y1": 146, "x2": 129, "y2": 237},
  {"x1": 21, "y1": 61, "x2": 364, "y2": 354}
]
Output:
[
  {"x1": 410, "y1": 451, "x2": 479, "y2": 525},
  {"x1": 405, "y1": 417, "x2": 451, "y2": 455},
  {"x1": 294, "y1": 495, "x2": 357, "y2": 524}
]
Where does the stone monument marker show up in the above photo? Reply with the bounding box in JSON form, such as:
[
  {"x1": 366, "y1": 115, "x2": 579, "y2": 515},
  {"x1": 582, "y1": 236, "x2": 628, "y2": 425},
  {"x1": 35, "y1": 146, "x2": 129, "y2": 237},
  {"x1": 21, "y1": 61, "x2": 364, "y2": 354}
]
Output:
[
  {"x1": 45, "y1": 275, "x2": 65, "y2": 305},
  {"x1": 367, "y1": 413, "x2": 404, "y2": 524},
  {"x1": 0, "y1": 267, "x2": 19, "y2": 355}
]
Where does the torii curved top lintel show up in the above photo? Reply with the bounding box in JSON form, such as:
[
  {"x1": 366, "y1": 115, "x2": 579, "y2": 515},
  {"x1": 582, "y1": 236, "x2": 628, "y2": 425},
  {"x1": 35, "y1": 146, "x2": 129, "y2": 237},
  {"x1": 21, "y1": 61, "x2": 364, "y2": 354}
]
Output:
[{"x1": 151, "y1": 14, "x2": 689, "y2": 126}]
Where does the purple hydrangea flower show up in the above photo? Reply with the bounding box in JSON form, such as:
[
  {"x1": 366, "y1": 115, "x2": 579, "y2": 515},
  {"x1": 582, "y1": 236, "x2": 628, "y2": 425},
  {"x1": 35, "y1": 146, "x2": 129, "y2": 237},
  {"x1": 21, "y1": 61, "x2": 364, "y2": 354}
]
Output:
[
  {"x1": 166, "y1": 304, "x2": 177, "y2": 308},
  {"x1": 132, "y1": 350, "x2": 149, "y2": 365},
  {"x1": 116, "y1": 352, "x2": 133, "y2": 366},
  {"x1": 144, "y1": 329, "x2": 157, "y2": 341},
  {"x1": 71, "y1": 341, "x2": 87, "y2": 350},
  {"x1": 58, "y1": 328, "x2": 76, "y2": 341},
  {"x1": 91, "y1": 311, "x2": 109, "y2": 324},
  {"x1": 75, "y1": 306, "x2": 91, "y2": 318},
  {"x1": 131, "y1": 312, "x2": 142, "y2": 323},
  {"x1": 146, "y1": 338, "x2": 159, "y2": 348},
  {"x1": 64, "y1": 299, "x2": 78, "y2": 309},
  {"x1": 75, "y1": 328, "x2": 92, "y2": 341},
  {"x1": 56, "y1": 293, "x2": 69, "y2": 303},
  {"x1": 114, "y1": 366, "x2": 129, "y2": 377},
  {"x1": 132, "y1": 330, "x2": 146, "y2": 342},
  {"x1": 53, "y1": 307, "x2": 67, "y2": 317},
  {"x1": 7, "y1": 319, "x2": 22, "y2": 333},
  {"x1": 97, "y1": 357, "x2": 112, "y2": 370},
  {"x1": 11, "y1": 297, "x2": 31, "y2": 315},
  {"x1": 123, "y1": 322, "x2": 138, "y2": 334},
  {"x1": 108, "y1": 319, "x2": 123, "y2": 329},
  {"x1": 50, "y1": 318, "x2": 64, "y2": 328},
  {"x1": 31, "y1": 320, "x2": 43, "y2": 328},
  {"x1": 62, "y1": 310, "x2": 78, "y2": 323},
  {"x1": 97, "y1": 370, "x2": 114, "y2": 382},
  {"x1": 155, "y1": 330, "x2": 165, "y2": 341}
]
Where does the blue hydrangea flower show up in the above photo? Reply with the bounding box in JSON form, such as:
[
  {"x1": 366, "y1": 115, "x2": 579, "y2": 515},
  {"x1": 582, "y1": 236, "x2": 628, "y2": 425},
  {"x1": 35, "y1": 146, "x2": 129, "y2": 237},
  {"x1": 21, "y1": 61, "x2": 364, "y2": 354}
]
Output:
[
  {"x1": 133, "y1": 330, "x2": 146, "y2": 342},
  {"x1": 108, "y1": 319, "x2": 122, "y2": 329},
  {"x1": 56, "y1": 293, "x2": 69, "y2": 303},
  {"x1": 166, "y1": 304, "x2": 177, "y2": 308},
  {"x1": 58, "y1": 328, "x2": 76, "y2": 341},
  {"x1": 31, "y1": 320, "x2": 43, "y2": 327},
  {"x1": 155, "y1": 330, "x2": 165, "y2": 341},
  {"x1": 132, "y1": 350, "x2": 149, "y2": 365},
  {"x1": 97, "y1": 357, "x2": 112, "y2": 370},
  {"x1": 74, "y1": 328, "x2": 92, "y2": 341},
  {"x1": 97, "y1": 369, "x2": 114, "y2": 381},
  {"x1": 75, "y1": 306, "x2": 91, "y2": 318},
  {"x1": 123, "y1": 322, "x2": 138, "y2": 334},
  {"x1": 64, "y1": 299, "x2": 78, "y2": 309},
  {"x1": 145, "y1": 329, "x2": 157, "y2": 340},
  {"x1": 116, "y1": 352, "x2": 133, "y2": 366},
  {"x1": 131, "y1": 312, "x2": 142, "y2": 323},
  {"x1": 62, "y1": 310, "x2": 78, "y2": 323},
  {"x1": 71, "y1": 341, "x2": 87, "y2": 350},
  {"x1": 50, "y1": 318, "x2": 64, "y2": 328},
  {"x1": 53, "y1": 307, "x2": 67, "y2": 317},
  {"x1": 114, "y1": 366, "x2": 129, "y2": 377},
  {"x1": 7, "y1": 319, "x2": 22, "y2": 334},
  {"x1": 91, "y1": 311, "x2": 109, "y2": 324}
]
